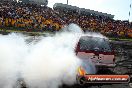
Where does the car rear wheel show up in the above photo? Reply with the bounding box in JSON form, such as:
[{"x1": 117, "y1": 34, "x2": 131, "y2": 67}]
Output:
[{"x1": 76, "y1": 76, "x2": 86, "y2": 85}]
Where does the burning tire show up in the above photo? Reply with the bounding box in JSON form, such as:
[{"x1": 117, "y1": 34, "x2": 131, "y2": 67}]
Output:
[{"x1": 76, "y1": 76, "x2": 86, "y2": 85}]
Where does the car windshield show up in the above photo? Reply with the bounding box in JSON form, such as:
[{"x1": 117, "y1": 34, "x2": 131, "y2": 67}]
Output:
[{"x1": 79, "y1": 36, "x2": 112, "y2": 52}]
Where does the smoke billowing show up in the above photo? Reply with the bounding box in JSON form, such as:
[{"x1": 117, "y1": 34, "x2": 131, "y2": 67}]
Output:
[
  {"x1": 22, "y1": 24, "x2": 83, "y2": 88},
  {"x1": 0, "y1": 33, "x2": 28, "y2": 88},
  {"x1": 0, "y1": 24, "x2": 99, "y2": 88}
]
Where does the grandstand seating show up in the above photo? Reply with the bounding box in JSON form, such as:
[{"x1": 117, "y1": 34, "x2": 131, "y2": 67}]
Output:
[{"x1": 0, "y1": 1, "x2": 132, "y2": 38}]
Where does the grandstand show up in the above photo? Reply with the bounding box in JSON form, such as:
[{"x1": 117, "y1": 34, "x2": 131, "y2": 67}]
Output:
[
  {"x1": 28, "y1": 0, "x2": 48, "y2": 6},
  {"x1": 0, "y1": 1, "x2": 131, "y2": 38},
  {"x1": 0, "y1": 0, "x2": 48, "y2": 6},
  {"x1": 53, "y1": 3, "x2": 114, "y2": 19},
  {"x1": 0, "y1": 0, "x2": 14, "y2": 1},
  {"x1": 53, "y1": 3, "x2": 132, "y2": 38}
]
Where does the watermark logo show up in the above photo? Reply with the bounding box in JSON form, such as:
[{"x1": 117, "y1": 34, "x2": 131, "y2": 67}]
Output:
[{"x1": 77, "y1": 75, "x2": 130, "y2": 84}]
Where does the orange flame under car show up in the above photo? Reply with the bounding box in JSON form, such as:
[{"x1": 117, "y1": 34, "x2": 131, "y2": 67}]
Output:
[{"x1": 78, "y1": 66, "x2": 87, "y2": 76}]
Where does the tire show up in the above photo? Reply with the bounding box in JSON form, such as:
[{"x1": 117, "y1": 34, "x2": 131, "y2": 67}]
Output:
[{"x1": 76, "y1": 76, "x2": 86, "y2": 85}]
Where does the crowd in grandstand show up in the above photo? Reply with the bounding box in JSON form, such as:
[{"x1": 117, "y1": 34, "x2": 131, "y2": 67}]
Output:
[
  {"x1": 0, "y1": 1, "x2": 63, "y2": 32},
  {"x1": 0, "y1": 1, "x2": 132, "y2": 38},
  {"x1": 54, "y1": 7, "x2": 132, "y2": 38}
]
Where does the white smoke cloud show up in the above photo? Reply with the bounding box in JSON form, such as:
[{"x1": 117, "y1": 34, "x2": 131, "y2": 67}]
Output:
[
  {"x1": 0, "y1": 23, "x2": 97, "y2": 88},
  {"x1": 0, "y1": 33, "x2": 28, "y2": 88},
  {"x1": 22, "y1": 24, "x2": 84, "y2": 88}
]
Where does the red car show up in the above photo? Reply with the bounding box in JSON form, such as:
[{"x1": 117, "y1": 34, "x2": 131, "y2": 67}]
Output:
[
  {"x1": 75, "y1": 35, "x2": 116, "y2": 84},
  {"x1": 75, "y1": 35, "x2": 115, "y2": 73}
]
